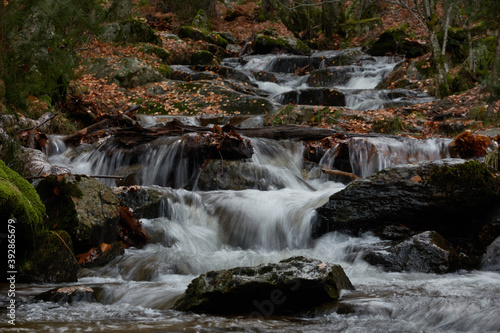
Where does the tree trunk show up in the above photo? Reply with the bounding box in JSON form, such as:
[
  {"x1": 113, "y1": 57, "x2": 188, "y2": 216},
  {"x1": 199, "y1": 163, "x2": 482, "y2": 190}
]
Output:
[
  {"x1": 486, "y1": 27, "x2": 500, "y2": 117},
  {"x1": 429, "y1": 30, "x2": 449, "y2": 98},
  {"x1": 322, "y1": 0, "x2": 345, "y2": 36}
]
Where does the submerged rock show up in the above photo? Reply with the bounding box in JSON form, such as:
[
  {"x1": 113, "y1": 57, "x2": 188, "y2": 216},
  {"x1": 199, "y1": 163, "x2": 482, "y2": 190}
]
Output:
[
  {"x1": 35, "y1": 286, "x2": 96, "y2": 304},
  {"x1": 196, "y1": 159, "x2": 288, "y2": 191},
  {"x1": 173, "y1": 256, "x2": 354, "y2": 315},
  {"x1": 314, "y1": 159, "x2": 500, "y2": 255},
  {"x1": 363, "y1": 231, "x2": 461, "y2": 273}
]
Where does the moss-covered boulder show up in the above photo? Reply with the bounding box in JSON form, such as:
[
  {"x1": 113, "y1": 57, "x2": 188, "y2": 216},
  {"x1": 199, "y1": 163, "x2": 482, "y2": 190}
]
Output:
[
  {"x1": 36, "y1": 175, "x2": 121, "y2": 253},
  {"x1": 178, "y1": 26, "x2": 228, "y2": 49},
  {"x1": 253, "y1": 34, "x2": 311, "y2": 55},
  {"x1": 314, "y1": 159, "x2": 500, "y2": 259},
  {"x1": 100, "y1": 19, "x2": 160, "y2": 44},
  {"x1": 173, "y1": 256, "x2": 354, "y2": 315},
  {"x1": 367, "y1": 24, "x2": 428, "y2": 58},
  {"x1": 107, "y1": 0, "x2": 132, "y2": 21},
  {"x1": 19, "y1": 230, "x2": 79, "y2": 283},
  {"x1": 191, "y1": 50, "x2": 214, "y2": 65},
  {"x1": 192, "y1": 9, "x2": 212, "y2": 31},
  {"x1": 87, "y1": 57, "x2": 167, "y2": 88},
  {"x1": 0, "y1": 159, "x2": 45, "y2": 226}
]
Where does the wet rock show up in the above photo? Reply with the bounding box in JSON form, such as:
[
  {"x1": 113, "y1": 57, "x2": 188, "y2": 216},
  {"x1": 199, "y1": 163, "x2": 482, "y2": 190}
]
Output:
[
  {"x1": 36, "y1": 175, "x2": 121, "y2": 253},
  {"x1": 79, "y1": 241, "x2": 125, "y2": 269},
  {"x1": 196, "y1": 159, "x2": 287, "y2": 191},
  {"x1": 307, "y1": 67, "x2": 355, "y2": 87},
  {"x1": 277, "y1": 88, "x2": 345, "y2": 107},
  {"x1": 363, "y1": 231, "x2": 461, "y2": 273},
  {"x1": 100, "y1": 19, "x2": 160, "y2": 44},
  {"x1": 35, "y1": 286, "x2": 96, "y2": 304},
  {"x1": 114, "y1": 164, "x2": 145, "y2": 186},
  {"x1": 480, "y1": 237, "x2": 500, "y2": 272},
  {"x1": 173, "y1": 256, "x2": 354, "y2": 315},
  {"x1": 114, "y1": 185, "x2": 172, "y2": 219},
  {"x1": 314, "y1": 159, "x2": 500, "y2": 253},
  {"x1": 19, "y1": 230, "x2": 79, "y2": 283}
]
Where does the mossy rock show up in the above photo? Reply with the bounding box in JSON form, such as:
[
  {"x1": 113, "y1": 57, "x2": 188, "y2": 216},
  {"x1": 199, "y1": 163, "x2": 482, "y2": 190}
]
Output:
[
  {"x1": 36, "y1": 175, "x2": 121, "y2": 253},
  {"x1": 0, "y1": 159, "x2": 46, "y2": 269},
  {"x1": 100, "y1": 19, "x2": 160, "y2": 44},
  {"x1": 138, "y1": 44, "x2": 171, "y2": 62},
  {"x1": 0, "y1": 159, "x2": 45, "y2": 226},
  {"x1": 19, "y1": 230, "x2": 79, "y2": 283},
  {"x1": 191, "y1": 50, "x2": 214, "y2": 65},
  {"x1": 367, "y1": 23, "x2": 427, "y2": 58},
  {"x1": 178, "y1": 26, "x2": 228, "y2": 49},
  {"x1": 253, "y1": 34, "x2": 311, "y2": 55},
  {"x1": 341, "y1": 17, "x2": 382, "y2": 40},
  {"x1": 192, "y1": 9, "x2": 212, "y2": 31}
]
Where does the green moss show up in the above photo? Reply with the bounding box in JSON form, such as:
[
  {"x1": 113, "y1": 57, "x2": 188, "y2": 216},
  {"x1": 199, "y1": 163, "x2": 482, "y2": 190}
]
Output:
[
  {"x1": 178, "y1": 26, "x2": 228, "y2": 48},
  {"x1": 254, "y1": 34, "x2": 311, "y2": 55},
  {"x1": 428, "y1": 161, "x2": 500, "y2": 211},
  {"x1": 191, "y1": 50, "x2": 214, "y2": 65},
  {"x1": 156, "y1": 64, "x2": 172, "y2": 78},
  {"x1": 0, "y1": 159, "x2": 45, "y2": 226},
  {"x1": 139, "y1": 44, "x2": 171, "y2": 62}
]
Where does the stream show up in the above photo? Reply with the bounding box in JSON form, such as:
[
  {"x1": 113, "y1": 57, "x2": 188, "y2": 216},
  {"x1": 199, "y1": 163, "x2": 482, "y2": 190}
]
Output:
[{"x1": 1, "y1": 51, "x2": 499, "y2": 333}]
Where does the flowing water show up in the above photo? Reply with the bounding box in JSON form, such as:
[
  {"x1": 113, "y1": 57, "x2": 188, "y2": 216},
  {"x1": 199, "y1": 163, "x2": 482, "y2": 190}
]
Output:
[{"x1": 2, "y1": 51, "x2": 500, "y2": 332}]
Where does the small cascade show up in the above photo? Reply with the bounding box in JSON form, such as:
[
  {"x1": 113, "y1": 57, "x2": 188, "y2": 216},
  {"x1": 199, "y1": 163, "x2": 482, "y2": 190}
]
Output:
[{"x1": 318, "y1": 136, "x2": 452, "y2": 178}]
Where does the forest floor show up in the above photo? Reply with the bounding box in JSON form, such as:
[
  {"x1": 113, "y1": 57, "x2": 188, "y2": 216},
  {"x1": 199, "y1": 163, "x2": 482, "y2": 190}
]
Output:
[{"x1": 66, "y1": 0, "x2": 499, "y2": 139}]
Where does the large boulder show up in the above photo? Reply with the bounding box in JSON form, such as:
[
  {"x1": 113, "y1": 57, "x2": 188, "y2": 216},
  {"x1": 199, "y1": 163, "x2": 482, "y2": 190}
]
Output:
[
  {"x1": 367, "y1": 24, "x2": 428, "y2": 58},
  {"x1": 173, "y1": 256, "x2": 354, "y2": 315},
  {"x1": 87, "y1": 58, "x2": 168, "y2": 89},
  {"x1": 314, "y1": 159, "x2": 500, "y2": 253},
  {"x1": 362, "y1": 231, "x2": 463, "y2": 273},
  {"x1": 36, "y1": 175, "x2": 121, "y2": 253},
  {"x1": 100, "y1": 19, "x2": 160, "y2": 44}
]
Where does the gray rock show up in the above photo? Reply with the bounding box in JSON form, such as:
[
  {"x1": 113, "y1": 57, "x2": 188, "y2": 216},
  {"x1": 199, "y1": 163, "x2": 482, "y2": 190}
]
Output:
[
  {"x1": 100, "y1": 20, "x2": 159, "y2": 44},
  {"x1": 87, "y1": 58, "x2": 165, "y2": 88},
  {"x1": 36, "y1": 175, "x2": 121, "y2": 253},
  {"x1": 108, "y1": 0, "x2": 132, "y2": 21},
  {"x1": 173, "y1": 256, "x2": 354, "y2": 315},
  {"x1": 363, "y1": 231, "x2": 461, "y2": 273},
  {"x1": 277, "y1": 88, "x2": 345, "y2": 107},
  {"x1": 196, "y1": 159, "x2": 287, "y2": 191},
  {"x1": 314, "y1": 159, "x2": 500, "y2": 253},
  {"x1": 480, "y1": 237, "x2": 500, "y2": 272}
]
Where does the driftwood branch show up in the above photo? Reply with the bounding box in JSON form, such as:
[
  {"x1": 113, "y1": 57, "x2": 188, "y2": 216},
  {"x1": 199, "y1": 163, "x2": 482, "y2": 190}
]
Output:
[
  {"x1": 18, "y1": 112, "x2": 59, "y2": 132},
  {"x1": 322, "y1": 167, "x2": 361, "y2": 180}
]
